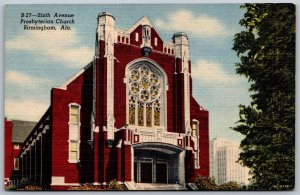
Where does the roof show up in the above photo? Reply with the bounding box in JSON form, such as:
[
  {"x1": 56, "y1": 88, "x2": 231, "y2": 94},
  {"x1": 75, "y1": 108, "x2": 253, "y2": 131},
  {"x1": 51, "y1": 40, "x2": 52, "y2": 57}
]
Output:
[
  {"x1": 55, "y1": 61, "x2": 93, "y2": 90},
  {"x1": 11, "y1": 120, "x2": 37, "y2": 143},
  {"x1": 127, "y1": 16, "x2": 155, "y2": 33}
]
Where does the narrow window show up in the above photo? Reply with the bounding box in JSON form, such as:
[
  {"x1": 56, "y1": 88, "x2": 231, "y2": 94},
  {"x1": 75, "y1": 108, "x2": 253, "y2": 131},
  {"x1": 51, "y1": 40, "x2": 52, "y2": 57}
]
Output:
[
  {"x1": 192, "y1": 120, "x2": 199, "y2": 136},
  {"x1": 154, "y1": 37, "x2": 158, "y2": 46},
  {"x1": 138, "y1": 103, "x2": 144, "y2": 126},
  {"x1": 135, "y1": 33, "x2": 139, "y2": 42},
  {"x1": 142, "y1": 25, "x2": 151, "y2": 40},
  {"x1": 70, "y1": 141, "x2": 78, "y2": 160},
  {"x1": 154, "y1": 100, "x2": 160, "y2": 126},
  {"x1": 70, "y1": 105, "x2": 79, "y2": 125},
  {"x1": 129, "y1": 97, "x2": 136, "y2": 125},
  {"x1": 146, "y1": 104, "x2": 152, "y2": 127},
  {"x1": 68, "y1": 103, "x2": 80, "y2": 163},
  {"x1": 14, "y1": 158, "x2": 19, "y2": 170}
]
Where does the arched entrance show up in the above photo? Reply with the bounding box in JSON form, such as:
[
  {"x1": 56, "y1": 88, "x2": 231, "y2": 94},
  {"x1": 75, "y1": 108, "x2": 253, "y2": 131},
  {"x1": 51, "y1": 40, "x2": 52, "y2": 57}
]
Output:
[{"x1": 132, "y1": 143, "x2": 185, "y2": 184}]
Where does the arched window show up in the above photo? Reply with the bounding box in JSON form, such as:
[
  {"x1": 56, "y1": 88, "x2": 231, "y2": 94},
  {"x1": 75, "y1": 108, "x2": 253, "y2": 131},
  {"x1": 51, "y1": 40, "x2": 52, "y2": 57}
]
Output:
[
  {"x1": 143, "y1": 25, "x2": 151, "y2": 39},
  {"x1": 126, "y1": 60, "x2": 167, "y2": 129}
]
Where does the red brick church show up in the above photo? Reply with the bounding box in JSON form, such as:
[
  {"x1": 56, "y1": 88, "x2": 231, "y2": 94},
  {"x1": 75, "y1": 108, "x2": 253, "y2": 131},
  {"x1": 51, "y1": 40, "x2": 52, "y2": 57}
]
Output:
[{"x1": 5, "y1": 12, "x2": 209, "y2": 190}]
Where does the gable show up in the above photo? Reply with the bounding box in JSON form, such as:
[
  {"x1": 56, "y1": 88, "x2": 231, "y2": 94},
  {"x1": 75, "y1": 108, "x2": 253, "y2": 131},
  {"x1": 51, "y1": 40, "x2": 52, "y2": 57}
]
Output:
[{"x1": 126, "y1": 16, "x2": 164, "y2": 50}]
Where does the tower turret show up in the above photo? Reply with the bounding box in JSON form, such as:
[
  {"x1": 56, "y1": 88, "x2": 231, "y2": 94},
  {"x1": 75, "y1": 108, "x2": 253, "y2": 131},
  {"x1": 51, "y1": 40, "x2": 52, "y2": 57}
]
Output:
[
  {"x1": 173, "y1": 32, "x2": 191, "y2": 134},
  {"x1": 173, "y1": 32, "x2": 190, "y2": 69},
  {"x1": 96, "y1": 12, "x2": 116, "y2": 143},
  {"x1": 97, "y1": 12, "x2": 116, "y2": 42}
]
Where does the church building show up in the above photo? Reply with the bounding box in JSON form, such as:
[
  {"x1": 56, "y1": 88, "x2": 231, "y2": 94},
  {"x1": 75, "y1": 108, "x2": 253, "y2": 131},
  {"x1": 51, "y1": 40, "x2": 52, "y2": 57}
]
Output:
[{"x1": 8, "y1": 12, "x2": 209, "y2": 190}]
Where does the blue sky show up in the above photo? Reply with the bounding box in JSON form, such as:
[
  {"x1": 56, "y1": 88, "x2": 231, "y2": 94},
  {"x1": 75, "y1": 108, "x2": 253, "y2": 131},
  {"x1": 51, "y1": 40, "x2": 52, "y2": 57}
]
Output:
[{"x1": 5, "y1": 4, "x2": 251, "y2": 143}]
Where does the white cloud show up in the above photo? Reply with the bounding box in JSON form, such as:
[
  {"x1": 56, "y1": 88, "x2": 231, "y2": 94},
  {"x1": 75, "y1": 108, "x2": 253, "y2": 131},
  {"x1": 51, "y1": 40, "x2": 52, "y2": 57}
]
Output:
[
  {"x1": 6, "y1": 71, "x2": 50, "y2": 89},
  {"x1": 6, "y1": 30, "x2": 93, "y2": 67},
  {"x1": 5, "y1": 99, "x2": 49, "y2": 122},
  {"x1": 155, "y1": 10, "x2": 229, "y2": 37},
  {"x1": 192, "y1": 59, "x2": 241, "y2": 84}
]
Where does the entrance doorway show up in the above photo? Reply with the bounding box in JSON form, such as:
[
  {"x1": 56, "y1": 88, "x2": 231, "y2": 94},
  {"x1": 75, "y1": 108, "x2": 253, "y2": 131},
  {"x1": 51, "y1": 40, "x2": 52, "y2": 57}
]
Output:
[
  {"x1": 133, "y1": 143, "x2": 185, "y2": 184},
  {"x1": 156, "y1": 162, "x2": 167, "y2": 183},
  {"x1": 134, "y1": 156, "x2": 168, "y2": 183},
  {"x1": 140, "y1": 161, "x2": 153, "y2": 183}
]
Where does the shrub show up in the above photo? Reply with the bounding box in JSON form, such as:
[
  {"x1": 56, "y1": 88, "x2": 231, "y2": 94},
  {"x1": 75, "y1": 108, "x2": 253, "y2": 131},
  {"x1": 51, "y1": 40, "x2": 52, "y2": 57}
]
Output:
[
  {"x1": 194, "y1": 175, "x2": 244, "y2": 191},
  {"x1": 17, "y1": 185, "x2": 43, "y2": 191},
  {"x1": 68, "y1": 183, "x2": 99, "y2": 191},
  {"x1": 218, "y1": 181, "x2": 242, "y2": 191},
  {"x1": 6, "y1": 185, "x2": 17, "y2": 191},
  {"x1": 108, "y1": 180, "x2": 126, "y2": 190},
  {"x1": 194, "y1": 176, "x2": 218, "y2": 190},
  {"x1": 18, "y1": 178, "x2": 32, "y2": 188}
]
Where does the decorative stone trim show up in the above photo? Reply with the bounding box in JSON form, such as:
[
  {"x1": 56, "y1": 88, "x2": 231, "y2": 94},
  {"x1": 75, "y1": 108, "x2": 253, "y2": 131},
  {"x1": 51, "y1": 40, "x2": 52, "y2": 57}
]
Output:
[{"x1": 51, "y1": 176, "x2": 80, "y2": 186}]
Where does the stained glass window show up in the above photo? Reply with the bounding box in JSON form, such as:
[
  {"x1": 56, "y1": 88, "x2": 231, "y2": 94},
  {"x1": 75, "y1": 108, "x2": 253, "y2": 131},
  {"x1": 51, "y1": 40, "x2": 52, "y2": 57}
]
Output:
[
  {"x1": 128, "y1": 64, "x2": 162, "y2": 127},
  {"x1": 138, "y1": 102, "x2": 144, "y2": 126},
  {"x1": 146, "y1": 104, "x2": 152, "y2": 127},
  {"x1": 129, "y1": 97, "x2": 136, "y2": 125},
  {"x1": 154, "y1": 100, "x2": 160, "y2": 126}
]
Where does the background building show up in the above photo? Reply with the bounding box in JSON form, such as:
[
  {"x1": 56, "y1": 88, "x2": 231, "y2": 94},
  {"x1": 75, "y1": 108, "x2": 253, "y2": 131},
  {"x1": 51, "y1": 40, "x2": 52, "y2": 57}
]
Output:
[
  {"x1": 4, "y1": 118, "x2": 36, "y2": 186},
  {"x1": 210, "y1": 137, "x2": 251, "y2": 185}
]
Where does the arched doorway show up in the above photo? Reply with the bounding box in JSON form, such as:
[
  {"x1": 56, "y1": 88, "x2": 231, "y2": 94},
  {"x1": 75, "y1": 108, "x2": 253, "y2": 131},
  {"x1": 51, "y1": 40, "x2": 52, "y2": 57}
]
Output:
[{"x1": 132, "y1": 143, "x2": 185, "y2": 184}]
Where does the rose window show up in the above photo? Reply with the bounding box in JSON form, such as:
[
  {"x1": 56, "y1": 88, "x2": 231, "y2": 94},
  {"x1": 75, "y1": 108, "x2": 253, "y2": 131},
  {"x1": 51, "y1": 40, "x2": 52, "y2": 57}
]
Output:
[{"x1": 129, "y1": 66, "x2": 160, "y2": 103}]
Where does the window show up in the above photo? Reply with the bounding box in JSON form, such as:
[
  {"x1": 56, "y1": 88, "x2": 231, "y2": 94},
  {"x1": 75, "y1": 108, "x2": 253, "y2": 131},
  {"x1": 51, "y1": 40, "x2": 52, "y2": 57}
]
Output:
[
  {"x1": 14, "y1": 158, "x2": 19, "y2": 170},
  {"x1": 69, "y1": 141, "x2": 78, "y2": 160},
  {"x1": 128, "y1": 64, "x2": 163, "y2": 127},
  {"x1": 142, "y1": 25, "x2": 151, "y2": 44},
  {"x1": 154, "y1": 37, "x2": 158, "y2": 46},
  {"x1": 14, "y1": 144, "x2": 20, "y2": 149},
  {"x1": 192, "y1": 120, "x2": 199, "y2": 136},
  {"x1": 70, "y1": 105, "x2": 79, "y2": 125},
  {"x1": 68, "y1": 139, "x2": 80, "y2": 163},
  {"x1": 68, "y1": 103, "x2": 80, "y2": 163},
  {"x1": 135, "y1": 33, "x2": 139, "y2": 42},
  {"x1": 143, "y1": 26, "x2": 150, "y2": 38}
]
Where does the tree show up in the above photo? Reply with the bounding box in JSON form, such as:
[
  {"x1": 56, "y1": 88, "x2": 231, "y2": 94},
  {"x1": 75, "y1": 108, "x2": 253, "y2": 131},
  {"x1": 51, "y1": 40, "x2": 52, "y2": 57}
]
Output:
[{"x1": 232, "y1": 4, "x2": 295, "y2": 190}]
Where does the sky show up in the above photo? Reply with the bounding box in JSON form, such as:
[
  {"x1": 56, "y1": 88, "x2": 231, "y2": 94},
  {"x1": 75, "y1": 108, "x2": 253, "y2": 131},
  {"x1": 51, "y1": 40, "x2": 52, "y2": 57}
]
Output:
[{"x1": 5, "y1": 4, "x2": 252, "y2": 143}]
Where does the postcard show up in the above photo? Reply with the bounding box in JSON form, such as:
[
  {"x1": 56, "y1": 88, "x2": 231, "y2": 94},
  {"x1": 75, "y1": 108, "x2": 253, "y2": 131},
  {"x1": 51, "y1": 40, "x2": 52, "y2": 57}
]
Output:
[{"x1": 4, "y1": 4, "x2": 295, "y2": 191}]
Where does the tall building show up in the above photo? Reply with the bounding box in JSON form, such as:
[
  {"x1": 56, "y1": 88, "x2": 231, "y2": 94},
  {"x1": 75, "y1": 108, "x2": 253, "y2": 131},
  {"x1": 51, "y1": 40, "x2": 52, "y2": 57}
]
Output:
[
  {"x1": 210, "y1": 137, "x2": 250, "y2": 185},
  {"x1": 5, "y1": 13, "x2": 210, "y2": 190}
]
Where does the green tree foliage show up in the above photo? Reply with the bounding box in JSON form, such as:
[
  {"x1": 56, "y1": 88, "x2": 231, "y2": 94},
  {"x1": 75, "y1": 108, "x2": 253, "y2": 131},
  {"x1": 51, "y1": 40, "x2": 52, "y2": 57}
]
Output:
[{"x1": 232, "y1": 3, "x2": 295, "y2": 190}]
